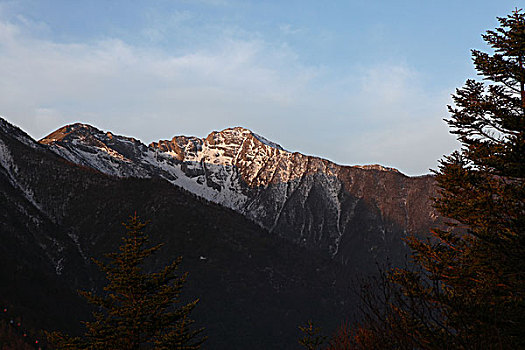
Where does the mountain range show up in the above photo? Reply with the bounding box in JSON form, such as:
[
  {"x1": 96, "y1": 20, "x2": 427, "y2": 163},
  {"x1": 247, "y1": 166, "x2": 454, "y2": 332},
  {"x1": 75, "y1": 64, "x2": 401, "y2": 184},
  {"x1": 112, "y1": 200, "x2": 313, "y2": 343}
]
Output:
[
  {"x1": 1, "y1": 117, "x2": 441, "y2": 349},
  {"x1": 41, "y1": 123, "x2": 440, "y2": 269}
]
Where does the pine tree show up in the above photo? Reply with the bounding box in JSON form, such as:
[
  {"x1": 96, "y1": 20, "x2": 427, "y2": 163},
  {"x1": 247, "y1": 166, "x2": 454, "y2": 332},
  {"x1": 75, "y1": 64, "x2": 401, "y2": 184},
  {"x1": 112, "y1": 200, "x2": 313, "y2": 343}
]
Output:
[
  {"x1": 48, "y1": 215, "x2": 205, "y2": 350},
  {"x1": 410, "y1": 8, "x2": 525, "y2": 346},
  {"x1": 298, "y1": 320, "x2": 327, "y2": 350},
  {"x1": 339, "y1": 9, "x2": 525, "y2": 349}
]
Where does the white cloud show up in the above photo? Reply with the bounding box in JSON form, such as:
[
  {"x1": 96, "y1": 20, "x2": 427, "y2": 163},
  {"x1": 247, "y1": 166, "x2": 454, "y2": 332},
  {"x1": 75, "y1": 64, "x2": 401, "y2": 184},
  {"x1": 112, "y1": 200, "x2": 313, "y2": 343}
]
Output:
[
  {"x1": 300, "y1": 63, "x2": 461, "y2": 175},
  {"x1": 0, "y1": 15, "x2": 459, "y2": 175},
  {"x1": 279, "y1": 24, "x2": 303, "y2": 35},
  {"x1": 0, "y1": 17, "x2": 314, "y2": 136},
  {"x1": 342, "y1": 118, "x2": 459, "y2": 175},
  {"x1": 360, "y1": 64, "x2": 417, "y2": 105}
]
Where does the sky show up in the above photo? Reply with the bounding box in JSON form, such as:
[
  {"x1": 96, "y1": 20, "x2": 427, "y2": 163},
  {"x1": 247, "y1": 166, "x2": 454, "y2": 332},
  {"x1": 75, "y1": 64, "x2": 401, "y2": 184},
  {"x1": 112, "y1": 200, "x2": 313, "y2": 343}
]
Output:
[{"x1": 0, "y1": 0, "x2": 521, "y2": 175}]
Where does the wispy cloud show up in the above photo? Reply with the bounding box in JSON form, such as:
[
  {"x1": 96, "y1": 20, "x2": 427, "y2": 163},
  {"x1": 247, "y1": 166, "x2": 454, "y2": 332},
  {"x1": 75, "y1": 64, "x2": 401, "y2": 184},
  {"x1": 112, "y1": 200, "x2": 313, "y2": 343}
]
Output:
[
  {"x1": 0, "y1": 13, "x2": 458, "y2": 175},
  {"x1": 0, "y1": 15, "x2": 315, "y2": 134},
  {"x1": 141, "y1": 10, "x2": 193, "y2": 43},
  {"x1": 279, "y1": 23, "x2": 303, "y2": 35}
]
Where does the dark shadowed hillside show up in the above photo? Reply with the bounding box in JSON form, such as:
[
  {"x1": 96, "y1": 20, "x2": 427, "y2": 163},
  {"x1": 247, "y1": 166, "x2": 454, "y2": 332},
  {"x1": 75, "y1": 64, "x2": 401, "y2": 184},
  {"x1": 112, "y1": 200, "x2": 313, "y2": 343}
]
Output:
[
  {"x1": 1, "y1": 117, "x2": 360, "y2": 349},
  {"x1": 41, "y1": 123, "x2": 441, "y2": 276}
]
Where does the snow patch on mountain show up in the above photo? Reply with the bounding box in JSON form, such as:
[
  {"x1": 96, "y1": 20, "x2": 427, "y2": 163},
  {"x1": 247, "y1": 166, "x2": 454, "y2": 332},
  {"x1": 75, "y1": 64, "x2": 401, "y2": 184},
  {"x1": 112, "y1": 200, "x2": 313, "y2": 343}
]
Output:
[
  {"x1": 0, "y1": 138, "x2": 41, "y2": 210},
  {"x1": 38, "y1": 122, "x2": 437, "y2": 262},
  {"x1": 39, "y1": 124, "x2": 349, "y2": 253},
  {"x1": 141, "y1": 147, "x2": 249, "y2": 209}
]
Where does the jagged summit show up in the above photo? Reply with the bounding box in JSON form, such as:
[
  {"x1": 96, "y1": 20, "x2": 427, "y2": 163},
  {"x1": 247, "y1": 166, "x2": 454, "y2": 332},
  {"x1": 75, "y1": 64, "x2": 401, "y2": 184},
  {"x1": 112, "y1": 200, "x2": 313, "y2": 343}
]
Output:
[
  {"x1": 40, "y1": 122, "x2": 399, "y2": 174},
  {"x1": 150, "y1": 126, "x2": 286, "y2": 161},
  {"x1": 1, "y1": 117, "x2": 370, "y2": 349},
  {"x1": 40, "y1": 122, "x2": 141, "y2": 146},
  {"x1": 37, "y1": 120, "x2": 438, "y2": 258},
  {"x1": 206, "y1": 126, "x2": 286, "y2": 151},
  {"x1": 39, "y1": 123, "x2": 97, "y2": 144},
  {"x1": 39, "y1": 123, "x2": 150, "y2": 178}
]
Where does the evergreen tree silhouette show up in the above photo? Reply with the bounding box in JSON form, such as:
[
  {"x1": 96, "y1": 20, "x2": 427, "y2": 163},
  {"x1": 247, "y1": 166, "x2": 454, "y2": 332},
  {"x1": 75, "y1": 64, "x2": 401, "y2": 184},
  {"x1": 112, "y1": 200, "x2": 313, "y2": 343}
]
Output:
[
  {"x1": 48, "y1": 214, "x2": 205, "y2": 349},
  {"x1": 337, "y1": 9, "x2": 524, "y2": 349}
]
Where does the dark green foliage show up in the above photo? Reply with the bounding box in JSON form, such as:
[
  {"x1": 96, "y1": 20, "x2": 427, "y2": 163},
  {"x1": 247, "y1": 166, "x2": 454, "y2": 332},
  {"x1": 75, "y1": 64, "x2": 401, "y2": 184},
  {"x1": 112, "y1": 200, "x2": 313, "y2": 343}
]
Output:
[
  {"x1": 334, "y1": 9, "x2": 525, "y2": 350},
  {"x1": 48, "y1": 215, "x2": 204, "y2": 349},
  {"x1": 423, "y1": 8, "x2": 525, "y2": 346}
]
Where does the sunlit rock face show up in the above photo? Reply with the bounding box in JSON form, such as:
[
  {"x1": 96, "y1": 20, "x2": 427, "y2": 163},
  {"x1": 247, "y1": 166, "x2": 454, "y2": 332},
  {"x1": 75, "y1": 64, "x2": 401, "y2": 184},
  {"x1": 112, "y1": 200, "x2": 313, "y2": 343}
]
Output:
[
  {"x1": 1, "y1": 117, "x2": 356, "y2": 348},
  {"x1": 40, "y1": 123, "x2": 440, "y2": 269}
]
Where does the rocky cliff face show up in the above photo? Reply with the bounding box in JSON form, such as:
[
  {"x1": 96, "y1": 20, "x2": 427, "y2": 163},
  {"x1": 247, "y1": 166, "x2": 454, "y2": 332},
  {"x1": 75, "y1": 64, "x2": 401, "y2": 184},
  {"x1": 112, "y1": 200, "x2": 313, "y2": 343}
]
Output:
[
  {"x1": 1, "y1": 117, "x2": 358, "y2": 349},
  {"x1": 41, "y1": 123, "x2": 440, "y2": 270}
]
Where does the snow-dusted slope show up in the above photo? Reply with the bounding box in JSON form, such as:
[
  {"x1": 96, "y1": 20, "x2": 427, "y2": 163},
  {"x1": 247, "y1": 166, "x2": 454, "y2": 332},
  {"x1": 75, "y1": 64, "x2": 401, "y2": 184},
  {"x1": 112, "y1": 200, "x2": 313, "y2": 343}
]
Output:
[
  {"x1": 41, "y1": 125, "x2": 251, "y2": 209},
  {"x1": 40, "y1": 123, "x2": 439, "y2": 264},
  {"x1": 0, "y1": 118, "x2": 44, "y2": 210},
  {"x1": 1, "y1": 117, "x2": 359, "y2": 347}
]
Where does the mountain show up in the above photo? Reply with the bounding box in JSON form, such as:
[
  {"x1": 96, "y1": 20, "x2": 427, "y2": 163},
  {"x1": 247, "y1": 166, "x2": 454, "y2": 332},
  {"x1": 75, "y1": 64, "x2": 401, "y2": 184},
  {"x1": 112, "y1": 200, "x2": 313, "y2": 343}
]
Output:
[
  {"x1": 41, "y1": 123, "x2": 441, "y2": 271},
  {"x1": 0, "y1": 119, "x2": 92, "y2": 334},
  {"x1": 0, "y1": 117, "x2": 358, "y2": 349}
]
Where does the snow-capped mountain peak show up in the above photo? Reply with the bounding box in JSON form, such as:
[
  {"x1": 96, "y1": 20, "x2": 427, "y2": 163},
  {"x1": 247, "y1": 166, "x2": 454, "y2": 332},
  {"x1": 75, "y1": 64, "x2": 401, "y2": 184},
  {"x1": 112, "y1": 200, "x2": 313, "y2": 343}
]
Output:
[{"x1": 39, "y1": 122, "x2": 438, "y2": 258}]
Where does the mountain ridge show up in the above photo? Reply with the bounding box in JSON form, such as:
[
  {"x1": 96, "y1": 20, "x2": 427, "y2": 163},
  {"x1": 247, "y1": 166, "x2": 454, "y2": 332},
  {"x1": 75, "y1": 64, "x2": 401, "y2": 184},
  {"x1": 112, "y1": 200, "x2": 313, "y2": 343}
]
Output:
[
  {"x1": 41, "y1": 122, "x2": 404, "y2": 175},
  {"x1": 39, "y1": 120, "x2": 440, "y2": 267},
  {"x1": 0, "y1": 116, "x2": 358, "y2": 348}
]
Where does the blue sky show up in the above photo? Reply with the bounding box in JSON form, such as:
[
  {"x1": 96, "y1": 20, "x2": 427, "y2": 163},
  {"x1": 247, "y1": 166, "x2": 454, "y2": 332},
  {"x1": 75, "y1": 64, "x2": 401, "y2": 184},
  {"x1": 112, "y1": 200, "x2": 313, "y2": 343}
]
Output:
[{"x1": 0, "y1": 0, "x2": 521, "y2": 175}]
